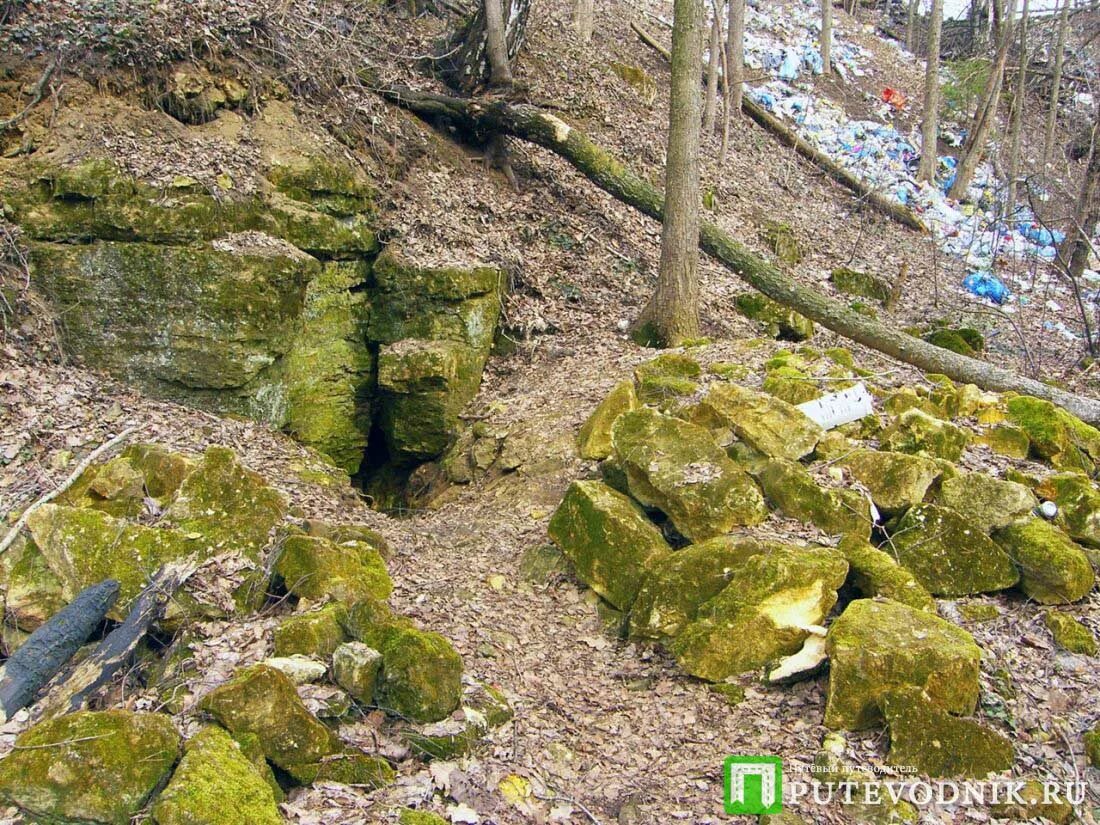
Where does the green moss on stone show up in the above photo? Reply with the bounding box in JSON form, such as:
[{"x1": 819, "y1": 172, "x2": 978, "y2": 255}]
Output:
[
  {"x1": 378, "y1": 627, "x2": 464, "y2": 723},
  {"x1": 671, "y1": 545, "x2": 848, "y2": 681},
  {"x1": 880, "y1": 409, "x2": 969, "y2": 462},
  {"x1": 282, "y1": 753, "x2": 395, "y2": 787},
  {"x1": 151, "y1": 725, "x2": 281, "y2": 825},
  {"x1": 957, "y1": 602, "x2": 1000, "y2": 623},
  {"x1": 824, "y1": 599, "x2": 981, "y2": 730},
  {"x1": 759, "y1": 459, "x2": 872, "y2": 538},
  {"x1": 762, "y1": 364, "x2": 822, "y2": 404},
  {"x1": 760, "y1": 221, "x2": 804, "y2": 265},
  {"x1": 688, "y1": 383, "x2": 822, "y2": 460},
  {"x1": 199, "y1": 664, "x2": 341, "y2": 770},
  {"x1": 935, "y1": 472, "x2": 1037, "y2": 532},
  {"x1": 977, "y1": 424, "x2": 1031, "y2": 459},
  {"x1": 992, "y1": 518, "x2": 1095, "y2": 604},
  {"x1": 274, "y1": 603, "x2": 348, "y2": 657},
  {"x1": 628, "y1": 536, "x2": 784, "y2": 640},
  {"x1": 399, "y1": 810, "x2": 448, "y2": 825},
  {"x1": 1036, "y1": 472, "x2": 1100, "y2": 548},
  {"x1": 735, "y1": 294, "x2": 814, "y2": 341},
  {"x1": 548, "y1": 480, "x2": 670, "y2": 610},
  {"x1": 989, "y1": 778, "x2": 1075, "y2": 823},
  {"x1": 275, "y1": 535, "x2": 391, "y2": 606},
  {"x1": 838, "y1": 535, "x2": 935, "y2": 612},
  {"x1": 890, "y1": 504, "x2": 1018, "y2": 596},
  {"x1": 922, "y1": 328, "x2": 983, "y2": 357},
  {"x1": 1043, "y1": 610, "x2": 1097, "y2": 655},
  {"x1": 830, "y1": 267, "x2": 891, "y2": 302},
  {"x1": 1, "y1": 533, "x2": 65, "y2": 630},
  {"x1": 0, "y1": 710, "x2": 179, "y2": 825},
  {"x1": 841, "y1": 450, "x2": 942, "y2": 513},
  {"x1": 611, "y1": 409, "x2": 767, "y2": 541},
  {"x1": 883, "y1": 687, "x2": 1013, "y2": 778},
  {"x1": 576, "y1": 380, "x2": 639, "y2": 460},
  {"x1": 1005, "y1": 395, "x2": 1096, "y2": 471},
  {"x1": 1086, "y1": 724, "x2": 1100, "y2": 768}
]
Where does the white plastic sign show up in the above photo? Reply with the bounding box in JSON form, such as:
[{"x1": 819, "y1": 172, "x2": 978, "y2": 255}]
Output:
[{"x1": 796, "y1": 383, "x2": 874, "y2": 430}]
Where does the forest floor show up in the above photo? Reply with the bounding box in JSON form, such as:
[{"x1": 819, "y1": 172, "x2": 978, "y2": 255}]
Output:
[{"x1": 2, "y1": 0, "x2": 1100, "y2": 822}]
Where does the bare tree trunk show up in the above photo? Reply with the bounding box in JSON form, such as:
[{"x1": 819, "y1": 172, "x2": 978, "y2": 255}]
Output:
[
  {"x1": 948, "y1": 0, "x2": 1016, "y2": 200},
  {"x1": 1005, "y1": 0, "x2": 1029, "y2": 214},
  {"x1": 905, "y1": 0, "x2": 919, "y2": 51},
  {"x1": 704, "y1": 14, "x2": 720, "y2": 133},
  {"x1": 632, "y1": 0, "x2": 705, "y2": 347},
  {"x1": 484, "y1": 0, "x2": 513, "y2": 88},
  {"x1": 719, "y1": 2, "x2": 732, "y2": 161},
  {"x1": 439, "y1": 0, "x2": 531, "y2": 93},
  {"x1": 1042, "y1": 0, "x2": 1069, "y2": 166},
  {"x1": 1064, "y1": 117, "x2": 1100, "y2": 282},
  {"x1": 917, "y1": 0, "x2": 943, "y2": 182},
  {"x1": 380, "y1": 84, "x2": 1100, "y2": 422},
  {"x1": 727, "y1": 0, "x2": 746, "y2": 114},
  {"x1": 822, "y1": 0, "x2": 833, "y2": 75},
  {"x1": 573, "y1": 0, "x2": 594, "y2": 43}
]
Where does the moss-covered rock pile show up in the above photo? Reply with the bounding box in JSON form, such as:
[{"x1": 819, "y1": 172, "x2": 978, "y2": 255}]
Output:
[
  {"x1": 0, "y1": 95, "x2": 504, "y2": 477},
  {"x1": 0, "y1": 442, "x2": 508, "y2": 823},
  {"x1": 549, "y1": 347, "x2": 1100, "y2": 781}
]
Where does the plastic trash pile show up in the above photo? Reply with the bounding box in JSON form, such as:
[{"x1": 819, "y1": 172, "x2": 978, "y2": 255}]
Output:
[{"x1": 740, "y1": 0, "x2": 1099, "y2": 318}]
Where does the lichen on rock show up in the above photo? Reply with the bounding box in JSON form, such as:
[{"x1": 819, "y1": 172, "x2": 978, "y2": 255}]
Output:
[
  {"x1": 935, "y1": 472, "x2": 1037, "y2": 532},
  {"x1": 576, "y1": 380, "x2": 639, "y2": 460},
  {"x1": 378, "y1": 627, "x2": 464, "y2": 723},
  {"x1": 548, "y1": 480, "x2": 671, "y2": 610},
  {"x1": 151, "y1": 725, "x2": 281, "y2": 825},
  {"x1": 993, "y1": 518, "x2": 1095, "y2": 604},
  {"x1": 824, "y1": 598, "x2": 981, "y2": 730},
  {"x1": 687, "y1": 383, "x2": 822, "y2": 461},
  {"x1": 274, "y1": 602, "x2": 349, "y2": 658},
  {"x1": 889, "y1": 504, "x2": 1019, "y2": 596},
  {"x1": 670, "y1": 545, "x2": 848, "y2": 681},
  {"x1": 758, "y1": 459, "x2": 872, "y2": 538},
  {"x1": 841, "y1": 449, "x2": 942, "y2": 513},
  {"x1": 611, "y1": 408, "x2": 767, "y2": 541},
  {"x1": 879, "y1": 408, "x2": 969, "y2": 462},
  {"x1": 838, "y1": 535, "x2": 935, "y2": 612},
  {"x1": 274, "y1": 534, "x2": 392, "y2": 605},
  {"x1": 0, "y1": 710, "x2": 179, "y2": 825},
  {"x1": 1043, "y1": 610, "x2": 1097, "y2": 655}
]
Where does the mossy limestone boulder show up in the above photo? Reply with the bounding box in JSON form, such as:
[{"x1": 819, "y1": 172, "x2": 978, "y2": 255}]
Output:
[
  {"x1": 611, "y1": 409, "x2": 767, "y2": 541},
  {"x1": 151, "y1": 725, "x2": 281, "y2": 825},
  {"x1": 576, "y1": 380, "x2": 639, "y2": 460},
  {"x1": 0, "y1": 533, "x2": 65, "y2": 631},
  {"x1": 688, "y1": 384, "x2": 822, "y2": 460},
  {"x1": 26, "y1": 503, "x2": 208, "y2": 619},
  {"x1": 734, "y1": 294, "x2": 814, "y2": 341},
  {"x1": 273, "y1": 602, "x2": 348, "y2": 657},
  {"x1": 199, "y1": 664, "x2": 341, "y2": 770},
  {"x1": 890, "y1": 505, "x2": 1018, "y2": 596},
  {"x1": 838, "y1": 535, "x2": 935, "y2": 612},
  {"x1": 993, "y1": 518, "x2": 1095, "y2": 604},
  {"x1": 282, "y1": 752, "x2": 394, "y2": 787},
  {"x1": 1036, "y1": 472, "x2": 1100, "y2": 548},
  {"x1": 883, "y1": 687, "x2": 1013, "y2": 778},
  {"x1": 824, "y1": 598, "x2": 982, "y2": 730},
  {"x1": 1086, "y1": 723, "x2": 1100, "y2": 769},
  {"x1": 1005, "y1": 395, "x2": 1098, "y2": 471},
  {"x1": 333, "y1": 641, "x2": 383, "y2": 704},
  {"x1": 632, "y1": 354, "x2": 701, "y2": 407},
  {"x1": 0, "y1": 710, "x2": 179, "y2": 825},
  {"x1": 628, "y1": 537, "x2": 784, "y2": 640},
  {"x1": 830, "y1": 267, "x2": 891, "y2": 302},
  {"x1": 548, "y1": 480, "x2": 671, "y2": 610},
  {"x1": 936, "y1": 473, "x2": 1037, "y2": 532},
  {"x1": 1043, "y1": 610, "x2": 1097, "y2": 655},
  {"x1": 880, "y1": 409, "x2": 969, "y2": 462},
  {"x1": 842, "y1": 450, "x2": 942, "y2": 513},
  {"x1": 378, "y1": 627, "x2": 464, "y2": 723},
  {"x1": 670, "y1": 546, "x2": 848, "y2": 681},
  {"x1": 989, "y1": 779, "x2": 1075, "y2": 823},
  {"x1": 758, "y1": 459, "x2": 872, "y2": 538},
  {"x1": 275, "y1": 535, "x2": 392, "y2": 605}
]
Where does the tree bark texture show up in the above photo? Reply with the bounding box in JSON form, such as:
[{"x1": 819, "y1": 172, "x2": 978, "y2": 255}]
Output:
[
  {"x1": 439, "y1": 0, "x2": 531, "y2": 93},
  {"x1": 1042, "y1": 0, "x2": 1069, "y2": 165},
  {"x1": 573, "y1": 0, "x2": 594, "y2": 43},
  {"x1": 949, "y1": 0, "x2": 1016, "y2": 200},
  {"x1": 1064, "y1": 117, "x2": 1100, "y2": 283},
  {"x1": 703, "y1": 14, "x2": 720, "y2": 133},
  {"x1": 1004, "y1": 0, "x2": 1029, "y2": 213},
  {"x1": 727, "y1": 0, "x2": 745, "y2": 114},
  {"x1": 917, "y1": 0, "x2": 943, "y2": 182},
  {"x1": 633, "y1": 0, "x2": 706, "y2": 346},
  {"x1": 822, "y1": 0, "x2": 833, "y2": 75},
  {"x1": 484, "y1": 0, "x2": 514, "y2": 87},
  {"x1": 379, "y1": 84, "x2": 1100, "y2": 422}
]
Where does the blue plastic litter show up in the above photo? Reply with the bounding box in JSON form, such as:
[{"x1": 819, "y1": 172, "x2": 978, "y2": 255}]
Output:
[
  {"x1": 802, "y1": 46, "x2": 823, "y2": 75},
  {"x1": 963, "y1": 271, "x2": 1009, "y2": 304},
  {"x1": 779, "y1": 50, "x2": 801, "y2": 81}
]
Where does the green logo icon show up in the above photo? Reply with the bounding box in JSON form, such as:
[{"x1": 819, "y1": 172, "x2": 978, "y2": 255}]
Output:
[{"x1": 724, "y1": 755, "x2": 783, "y2": 815}]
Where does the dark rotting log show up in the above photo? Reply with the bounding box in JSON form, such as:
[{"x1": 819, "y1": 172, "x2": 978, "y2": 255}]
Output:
[{"x1": 0, "y1": 579, "x2": 119, "y2": 721}]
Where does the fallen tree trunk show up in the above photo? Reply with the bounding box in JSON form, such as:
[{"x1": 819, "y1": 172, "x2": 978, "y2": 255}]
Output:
[
  {"x1": 0, "y1": 580, "x2": 119, "y2": 721},
  {"x1": 631, "y1": 22, "x2": 927, "y2": 233},
  {"x1": 379, "y1": 84, "x2": 1100, "y2": 423},
  {"x1": 34, "y1": 561, "x2": 195, "y2": 720}
]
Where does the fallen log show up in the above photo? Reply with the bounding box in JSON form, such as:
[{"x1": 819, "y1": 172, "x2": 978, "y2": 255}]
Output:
[
  {"x1": 630, "y1": 22, "x2": 927, "y2": 233},
  {"x1": 378, "y1": 84, "x2": 1100, "y2": 423},
  {"x1": 0, "y1": 579, "x2": 120, "y2": 721},
  {"x1": 33, "y1": 560, "x2": 196, "y2": 720}
]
